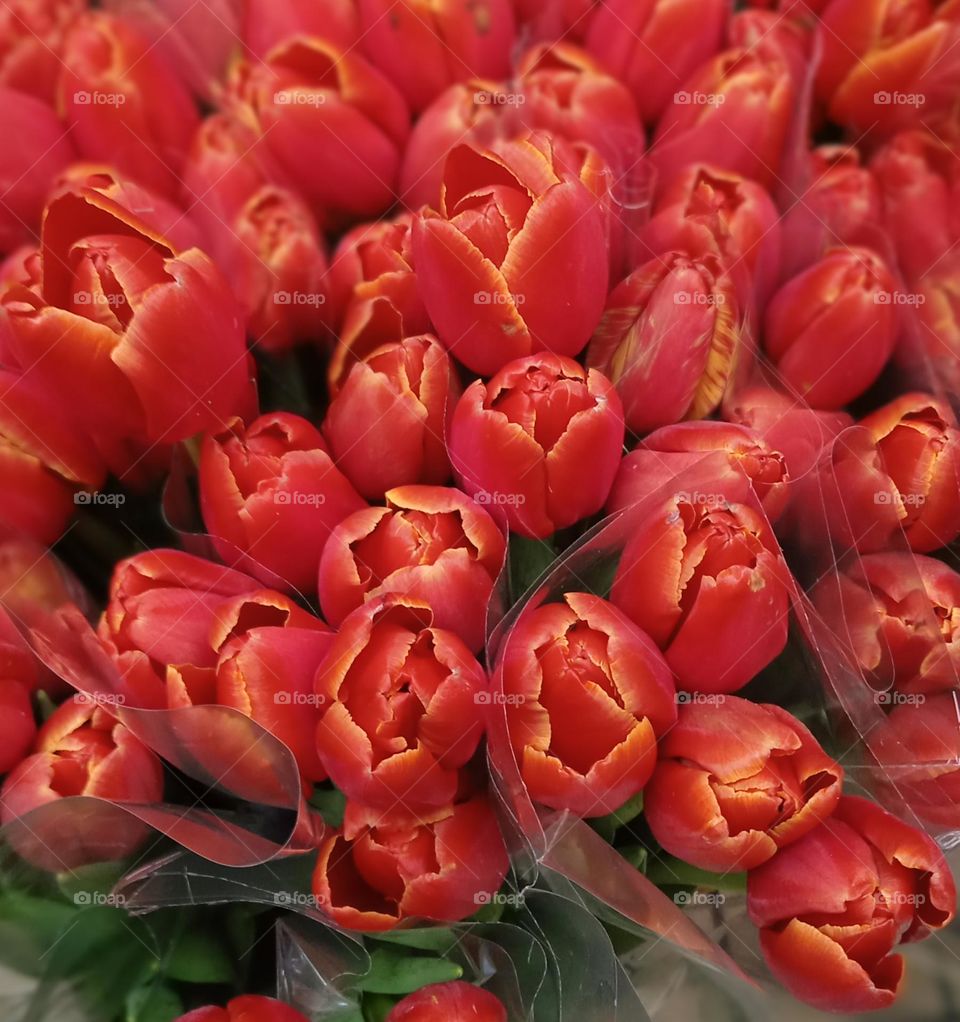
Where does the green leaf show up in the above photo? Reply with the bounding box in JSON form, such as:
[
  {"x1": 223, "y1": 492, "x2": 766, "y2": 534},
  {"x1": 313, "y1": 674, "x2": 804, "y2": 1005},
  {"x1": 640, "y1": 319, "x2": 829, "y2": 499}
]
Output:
[
  {"x1": 362, "y1": 992, "x2": 396, "y2": 1022},
  {"x1": 57, "y1": 861, "x2": 127, "y2": 905},
  {"x1": 125, "y1": 981, "x2": 183, "y2": 1022},
  {"x1": 645, "y1": 856, "x2": 747, "y2": 893},
  {"x1": 619, "y1": 844, "x2": 648, "y2": 873},
  {"x1": 372, "y1": 928, "x2": 460, "y2": 953},
  {"x1": 309, "y1": 787, "x2": 347, "y2": 828},
  {"x1": 165, "y1": 929, "x2": 234, "y2": 984},
  {"x1": 356, "y1": 948, "x2": 462, "y2": 995},
  {"x1": 590, "y1": 791, "x2": 644, "y2": 842},
  {"x1": 509, "y1": 535, "x2": 558, "y2": 599}
]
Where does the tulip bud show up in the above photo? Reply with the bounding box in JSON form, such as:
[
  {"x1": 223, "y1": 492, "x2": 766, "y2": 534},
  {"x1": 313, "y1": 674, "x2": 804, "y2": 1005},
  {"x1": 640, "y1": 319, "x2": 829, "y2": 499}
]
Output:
[
  {"x1": 747, "y1": 795, "x2": 956, "y2": 1012},
  {"x1": 411, "y1": 135, "x2": 610, "y2": 376},
  {"x1": 0, "y1": 681, "x2": 35, "y2": 774},
  {"x1": 0, "y1": 0, "x2": 84, "y2": 103},
  {"x1": 58, "y1": 12, "x2": 200, "y2": 198},
  {"x1": 814, "y1": 553, "x2": 959, "y2": 695},
  {"x1": 318, "y1": 485, "x2": 505, "y2": 652},
  {"x1": 0, "y1": 695, "x2": 164, "y2": 870},
  {"x1": 612, "y1": 494, "x2": 790, "y2": 693},
  {"x1": 763, "y1": 247, "x2": 899, "y2": 410},
  {"x1": 0, "y1": 87, "x2": 75, "y2": 253},
  {"x1": 200, "y1": 413, "x2": 366, "y2": 593},
  {"x1": 780, "y1": 145, "x2": 884, "y2": 279},
  {"x1": 228, "y1": 38, "x2": 409, "y2": 224},
  {"x1": 449, "y1": 354, "x2": 624, "y2": 538},
  {"x1": 323, "y1": 336, "x2": 459, "y2": 499},
  {"x1": 386, "y1": 982, "x2": 507, "y2": 1022},
  {"x1": 650, "y1": 45, "x2": 794, "y2": 191},
  {"x1": 357, "y1": 0, "x2": 516, "y2": 114},
  {"x1": 499, "y1": 592, "x2": 675, "y2": 817},
  {"x1": 607, "y1": 421, "x2": 789, "y2": 522},
  {"x1": 646, "y1": 696, "x2": 842, "y2": 871},
  {"x1": 315, "y1": 596, "x2": 486, "y2": 810},
  {"x1": 243, "y1": 0, "x2": 358, "y2": 59},
  {"x1": 585, "y1": 0, "x2": 728, "y2": 124},
  {"x1": 587, "y1": 251, "x2": 743, "y2": 435},
  {"x1": 175, "y1": 995, "x2": 311, "y2": 1022},
  {"x1": 311, "y1": 795, "x2": 509, "y2": 930}
]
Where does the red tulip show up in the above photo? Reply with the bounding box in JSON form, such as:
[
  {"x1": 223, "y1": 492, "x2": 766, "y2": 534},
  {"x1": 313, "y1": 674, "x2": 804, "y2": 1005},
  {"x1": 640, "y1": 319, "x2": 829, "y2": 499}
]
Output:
[
  {"x1": 586, "y1": 251, "x2": 743, "y2": 435},
  {"x1": 217, "y1": 623, "x2": 333, "y2": 783},
  {"x1": 585, "y1": 0, "x2": 727, "y2": 124},
  {"x1": 449, "y1": 354, "x2": 624, "y2": 539},
  {"x1": 612, "y1": 494, "x2": 790, "y2": 693},
  {"x1": 747, "y1": 795, "x2": 956, "y2": 1012},
  {"x1": 498, "y1": 592, "x2": 675, "y2": 817},
  {"x1": 814, "y1": 553, "x2": 960, "y2": 695},
  {"x1": 870, "y1": 129, "x2": 960, "y2": 284},
  {"x1": 0, "y1": 0, "x2": 84, "y2": 103},
  {"x1": 175, "y1": 995, "x2": 310, "y2": 1022},
  {"x1": 763, "y1": 247, "x2": 899, "y2": 410},
  {"x1": 243, "y1": 0, "x2": 358, "y2": 59},
  {"x1": 317, "y1": 485, "x2": 505, "y2": 652},
  {"x1": 57, "y1": 12, "x2": 199, "y2": 198},
  {"x1": 513, "y1": 0, "x2": 596, "y2": 42},
  {"x1": 200, "y1": 413, "x2": 366, "y2": 593},
  {"x1": 323, "y1": 335, "x2": 460, "y2": 500},
  {"x1": 357, "y1": 0, "x2": 516, "y2": 113},
  {"x1": 607, "y1": 421, "x2": 789, "y2": 523},
  {"x1": 228, "y1": 37, "x2": 409, "y2": 224},
  {"x1": 312, "y1": 795, "x2": 509, "y2": 930},
  {"x1": 645, "y1": 696, "x2": 843, "y2": 872},
  {"x1": 0, "y1": 695, "x2": 164, "y2": 870},
  {"x1": 649, "y1": 44, "x2": 794, "y2": 192},
  {"x1": 0, "y1": 86, "x2": 75, "y2": 254},
  {"x1": 315, "y1": 596, "x2": 486, "y2": 810},
  {"x1": 386, "y1": 981, "x2": 507, "y2": 1022},
  {"x1": 639, "y1": 165, "x2": 782, "y2": 308},
  {"x1": 411, "y1": 134, "x2": 610, "y2": 376},
  {"x1": 0, "y1": 185, "x2": 255, "y2": 479},
  {"x1": 0, "y1": 681, "x2": 35, "y2": 774}
]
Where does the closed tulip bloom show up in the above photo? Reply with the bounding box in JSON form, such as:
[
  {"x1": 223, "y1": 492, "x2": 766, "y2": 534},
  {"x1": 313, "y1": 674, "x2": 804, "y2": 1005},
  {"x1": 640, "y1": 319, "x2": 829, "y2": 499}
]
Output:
[
  {"x1": 228, "y1": 37, "x2": 409, "y2": 224},
  {"x1": 57, "y1": 13, "x2": 200, "y2": 198},
  {"x1": 411, "y1": 135, "x2": 610, "y2": 376},
  {"x1": 0, "y1": 681, "x2": 35, "y2": 774},
  {"x1": 1, "y1": 186, "x2": 254, "y2": 478},
  {"x1": 386, "y1": 981, "x2": 507, "y2": 1022},
  {"x1": 587, "y1": 252, "x2": 742, "y2": 435},
  {"x1": 200, "y1": 413, "x2": 366, "y2": 593},
  {"x1": 763, "y1": 247, "x2": 899, "y2": 410},
  {"x1": 175, "y1": 995, "x2": 311, "y2": 1022},
  {"x1": 607, "y1": 421, "x2": 789, "y2": 523},
  {"x1": 612, "y1": 494, "x2": 790, "y2": 693},
  {"x1": 498, "y1": 592, "x2": 675, "y2": 817},
  {"x1": 315, "y1": 596, "x2": 486, "y2": 810},
  {"x1": 311, "y1": 795, "x2": 509, "y2": 931},
  {"x1": 0, "y1": 87, "x2": 75, "y2": 253},
  {"x1": 324, "y1": 336, "x2": 460, "y2": 500},
  {"x1": 0, "y1": 0, "x2": 84, "y2": 102},
  {"x1": 585, "y1": 0, "x2": 727, "y2": 124},
  {"x1": 747, "y1": 795, "x2": 956, "y2": 1012},
  {"x1": 650, "y1": 45, "x2": 794, "y2": 192},
  {"x1": 646, "y1": 697, "x2": 843, "y2": 872},
  {"x1": 358, "y1": 0, "x2": 516, "y2": 113},
  {"x1": 0, "y1": 695, "x2": 164, "y2": 870},
  {"x1": 449, "y1": 354, "x2": 624, "y2": 538},
  {"x1": 318, "y1": 485, "x2": 505, "y2": 652},
  {"x1": 243, "y1": 0, "x2": 358, "y2": 59}
]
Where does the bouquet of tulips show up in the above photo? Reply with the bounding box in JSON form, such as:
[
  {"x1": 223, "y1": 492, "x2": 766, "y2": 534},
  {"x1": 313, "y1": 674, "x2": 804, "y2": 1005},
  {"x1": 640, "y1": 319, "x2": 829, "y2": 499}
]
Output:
[{"x1": 2, "y1": 0, "x2": 960, "y2": 1019}]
